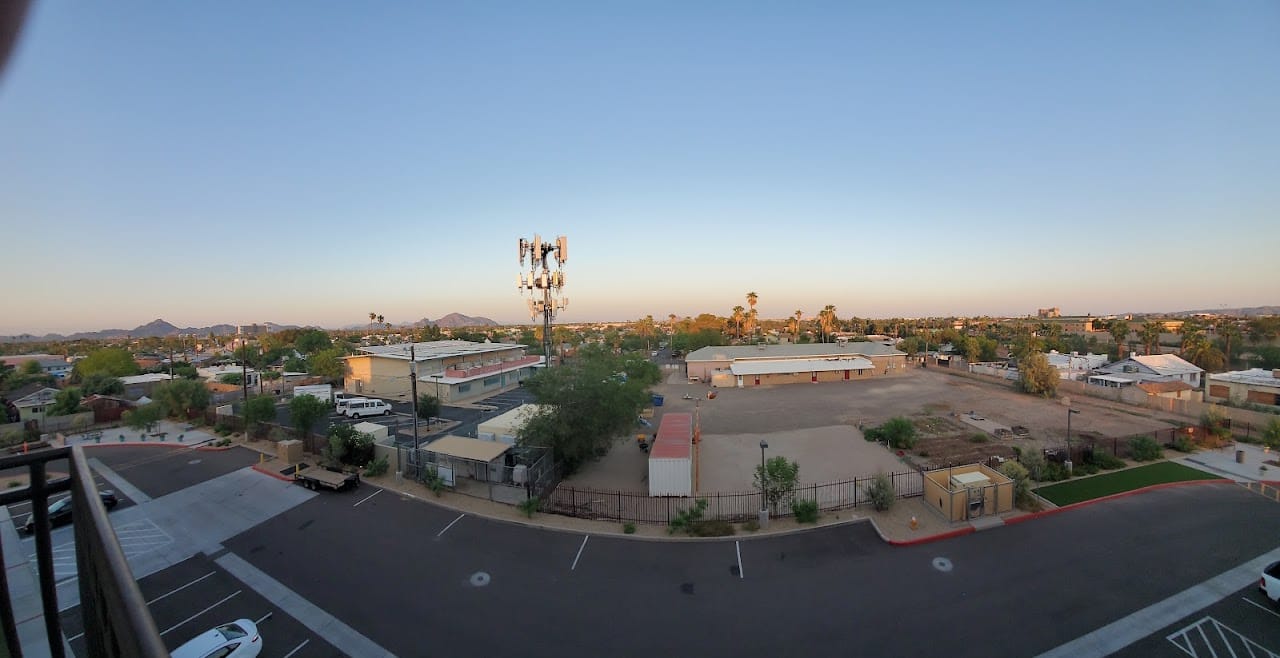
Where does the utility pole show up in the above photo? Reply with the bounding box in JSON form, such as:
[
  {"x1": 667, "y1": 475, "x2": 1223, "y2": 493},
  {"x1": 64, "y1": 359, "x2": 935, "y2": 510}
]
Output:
[{"x1": 517, "y1": 235, "x2": 568, "y2": 366}]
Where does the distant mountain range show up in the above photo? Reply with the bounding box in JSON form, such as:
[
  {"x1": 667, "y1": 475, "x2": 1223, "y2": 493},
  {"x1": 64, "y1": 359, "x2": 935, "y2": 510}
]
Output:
[
  {"x1": 1168, "y1": 306, "x2": 1280, "y2": 318},
  {"x1": 0, "y1": 319, "x2": 297, "y2": 343},
  {"x1": 342, "y1": 313, "x2": 502, "y2": 331}
]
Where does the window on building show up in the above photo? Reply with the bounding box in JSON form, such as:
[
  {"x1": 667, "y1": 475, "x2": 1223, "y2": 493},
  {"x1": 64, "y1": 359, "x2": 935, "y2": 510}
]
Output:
[
  {"x1": 483, "y1": 376, "x2": 500, "y2": 387},
  {"x1": 457, "y1": 383, "x2": 471, "y2": 393}
]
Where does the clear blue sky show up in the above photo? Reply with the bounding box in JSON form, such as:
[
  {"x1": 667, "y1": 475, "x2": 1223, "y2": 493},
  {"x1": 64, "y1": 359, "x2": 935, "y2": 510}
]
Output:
[{"x1": 2, "y1": 2, "x2": 1277, "y2": 334}]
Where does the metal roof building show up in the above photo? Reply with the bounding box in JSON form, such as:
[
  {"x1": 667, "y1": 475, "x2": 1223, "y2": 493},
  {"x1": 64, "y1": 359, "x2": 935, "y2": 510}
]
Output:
[{"x1": 686, "y1": 343, "x2": 908, "y2": 388}]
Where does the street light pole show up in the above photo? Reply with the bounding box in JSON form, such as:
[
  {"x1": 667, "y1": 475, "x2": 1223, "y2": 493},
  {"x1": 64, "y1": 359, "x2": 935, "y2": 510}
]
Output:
[
  {"x1": 410, "y1": 344, "x2": 420, "y2": 451},
  {"x1": 759, "y1": 439, "x2": 769, "y2": 528},
  {"x1": 1066, "y1": 408, "x2": 1080, "y2": 475}
]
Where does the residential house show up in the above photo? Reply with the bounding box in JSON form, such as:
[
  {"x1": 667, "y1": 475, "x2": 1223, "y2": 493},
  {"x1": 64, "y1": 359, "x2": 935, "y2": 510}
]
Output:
[
  {"x1": 1204, "y1": 369, "x2": 1280, "y2": 409},
  {"x1": 1045, "y1": 351, "x2": 1109, "y2": 380},
  {"x1": 1, "y1": 354, "x2": 72, "y2": 380},
  {"x1": 1088, "y1": 354, "x2": 1204, "y2": 399},
  {"x1": 8, "y1": 387, "x2": 60, "y2": 424},
  {"x1": 118, "y1": 373, "x2": 174, "y2": 399}
]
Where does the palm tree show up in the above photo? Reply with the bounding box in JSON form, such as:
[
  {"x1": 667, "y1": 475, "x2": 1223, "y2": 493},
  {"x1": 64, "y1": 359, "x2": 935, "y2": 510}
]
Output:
[
  {"x1": 637, "y1": 315, "x2": 656, "y2": 352},
  {"x1": 818, "y1": 305, "x2": 837, "y2": 343},
  {"x1": 1140, "y1": 321, "x2": 1162, "y2": 356},
  {"x1": 1215, "y1": 318, "x2": 1240, "y2": 368},
  {"x1": 1182, "y1": 331, "x2": 1225, "y2": 371},
  {"x1": 793, "y1": 309, "x2": 803, "y2": 343},
  {"x1": 731, "y1": 306, "x2": 746, "y2": 341},
  {"x1": 1109, "y1": 320, "x2": 1130, "y2": 360},
  {"x1": 368, "y1": 312, "x2": 376, "y2": 336},
  {"x1": 746, "y1": 292, "x2": 758, "y2": 343},
  {"x1": 376, "y1": 315, "x2": 385, "y2": 334}
]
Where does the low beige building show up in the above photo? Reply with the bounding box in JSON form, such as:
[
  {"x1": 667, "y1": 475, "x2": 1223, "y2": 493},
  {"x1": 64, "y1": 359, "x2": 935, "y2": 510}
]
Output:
[
  {"x1": 922, "y1": 464, "x2": 1014, "y2": 522},
  {"x1": 1205, "y1": 368, "x2": 1280, "y2": 409},
  {"x1": 343, "y1": 340, "x2": 542, "y2": 404},
  {"x1": 685, "y1": 343, "x2": 908, "y2": 388}
]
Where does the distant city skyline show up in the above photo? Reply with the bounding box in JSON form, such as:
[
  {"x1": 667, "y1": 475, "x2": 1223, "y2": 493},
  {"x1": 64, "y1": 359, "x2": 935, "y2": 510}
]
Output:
[{"x1": 2, "y1": 3, "x2": 1277, "y2": 335}]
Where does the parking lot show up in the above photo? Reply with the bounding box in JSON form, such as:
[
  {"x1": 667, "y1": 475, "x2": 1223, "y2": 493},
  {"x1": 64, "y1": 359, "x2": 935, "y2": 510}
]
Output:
[{"x1": 59, "y1": 554, "x2": 343, "y2": 657}]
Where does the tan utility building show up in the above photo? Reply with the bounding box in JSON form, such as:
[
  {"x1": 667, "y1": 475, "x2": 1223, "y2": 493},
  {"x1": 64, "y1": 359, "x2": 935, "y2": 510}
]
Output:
[
  {"x1": 685, "y1": 343, "x2": 908, "y2": 388},
  {"x1": 922, "y1": 464, "x2": 1014, "y2": 522},
  {"x1": 1205, "y1": 368, "x2": 1280, "y2": 409},
  {"x1": 343, "y1": 340, "x2": 542, "y2": 404}
]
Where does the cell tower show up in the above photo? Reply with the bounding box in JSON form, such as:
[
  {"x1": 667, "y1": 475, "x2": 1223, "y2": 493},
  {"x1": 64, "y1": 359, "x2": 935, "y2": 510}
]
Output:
[{"x1": 517, "y1": 234, "x2": 568, "y2": 364}]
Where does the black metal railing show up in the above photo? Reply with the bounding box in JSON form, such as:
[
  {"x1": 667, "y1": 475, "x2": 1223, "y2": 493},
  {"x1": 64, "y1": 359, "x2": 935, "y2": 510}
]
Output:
[{"x1": 0, "y1": 446, "x2": 167, "y2": 657}]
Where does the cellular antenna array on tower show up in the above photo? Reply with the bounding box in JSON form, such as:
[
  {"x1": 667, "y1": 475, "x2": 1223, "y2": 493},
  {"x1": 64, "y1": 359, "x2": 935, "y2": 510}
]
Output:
[{"x1": 516, "y1": 234, "x2": 568, "y2": 364}]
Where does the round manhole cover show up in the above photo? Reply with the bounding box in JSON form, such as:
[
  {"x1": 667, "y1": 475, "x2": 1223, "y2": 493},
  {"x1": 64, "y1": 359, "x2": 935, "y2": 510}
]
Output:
[
  {"x1": 932, "y1": 557, "x2": 953, "y2": 573},
  {"x1": 187, "y1": 459, "x2": 202, "y2": 465},
  {"x1": 470, "y1": 572, "x2": 491, "y2": 587}
]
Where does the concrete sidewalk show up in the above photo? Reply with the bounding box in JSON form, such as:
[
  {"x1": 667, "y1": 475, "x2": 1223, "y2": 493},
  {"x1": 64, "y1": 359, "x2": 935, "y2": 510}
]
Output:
[{"x1": 1175, "y1": 442, "x2": 1278, "y2": 482}]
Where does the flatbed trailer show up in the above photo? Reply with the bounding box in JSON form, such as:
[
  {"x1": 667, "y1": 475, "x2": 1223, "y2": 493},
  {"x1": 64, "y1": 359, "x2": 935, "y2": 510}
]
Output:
[{"x1": 294, "y1": 465, "x2": 360, "y2": 492}]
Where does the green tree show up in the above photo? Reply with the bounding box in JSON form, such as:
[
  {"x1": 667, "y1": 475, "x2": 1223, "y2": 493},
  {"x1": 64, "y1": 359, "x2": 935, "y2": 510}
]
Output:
[
  {"x1": 792, "y1": 310, "x2": 803, "y2": 343},
  {"x1": 518, "y1": 345, "x2": 657, "y2": 473},
  {"x1": 48, "y1": 388, "x2": 84, "y2": 416},
  {"x1": 308, "y1": 347, "x2": 347, "y2": 380},
  {"x1": 817, "y1": 305, "x2": 838, "y2": 343},
  {"x1": 1018, "y1": 352, "x2": 1059, "y2": 397},
  {"x1": 1181, "y1": 332, "x2": 1225, "y2": 371},
  {"x1": 288, "y1": 394, "x2": 327, "y2": 439},
  {"x1": 151, "y1": 379, "x2": 212, "y2": 419},
  {"x1": 1140, "y1": 321, "x2": 1162, "y2": 356},
  {"x1": 295, "y1": 329, "x2": 333, "y2": 355},
  {"x1": 171, "y1": 363, "x2": 199, "y2": 379},
  {"x1": 218, "y1": 372, "x2": 244, "y2": 386},
  {"x1": 1109, "y1": 320, "x2": 1130, "y2": 360},
  {"x1": 1214, "y1": 318, "x2": 1241, "y2": 368},
  {"x1": 77, "y1": 373, "x2": 124, "y2": 396},
  {"x1": 416, "y1": 393, "x2": 441, "y2": 421},
  {"x1": 73, "y1": 348, "x2": 139, "y2": 380},
  {"x1": 243, "y1": 395, "x2": 276, "y2": 436},
  {"x1": 635, "y1": 315, "x2": 657, "y2": 352},
  {"x1": 122, "y1": 403, "x2": 164, "y2": 433},
  {"x1": 754, "y1": 455, "x2": 800, "y2": 515},
  {"x1": 19, "y1": 360, "x2": 42, "y2": 376},
  {"x1": 1262, "y1": 418, "x2": 1280, "y2": 449},
  {"x1": 730, "y1": 306, "x2": 746, "y2": 340}
]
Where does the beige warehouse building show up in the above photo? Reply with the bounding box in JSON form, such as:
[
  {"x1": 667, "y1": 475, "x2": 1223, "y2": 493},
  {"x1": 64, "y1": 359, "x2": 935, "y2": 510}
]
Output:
[
  {"x1": 685, "y1": 343, "x2": 909, "y2": 388},
  {"x1": 343, "y1": 340, "x2": 542, "y2": 404}
]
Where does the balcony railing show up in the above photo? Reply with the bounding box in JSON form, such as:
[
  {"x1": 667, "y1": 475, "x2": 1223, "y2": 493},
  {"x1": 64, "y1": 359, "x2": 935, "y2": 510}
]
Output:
[{"x1": 0, "y1": 446, "x2": 166, "y2": 657}]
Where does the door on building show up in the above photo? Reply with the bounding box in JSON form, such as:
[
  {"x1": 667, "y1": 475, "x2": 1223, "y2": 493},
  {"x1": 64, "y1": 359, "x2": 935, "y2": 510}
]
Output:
[
  {"x1": 843, "y1": 370, "x2": 850, "y2": 381},
  {"x1": 811, "y1": 373, "x2": 818, "y2": 383}
]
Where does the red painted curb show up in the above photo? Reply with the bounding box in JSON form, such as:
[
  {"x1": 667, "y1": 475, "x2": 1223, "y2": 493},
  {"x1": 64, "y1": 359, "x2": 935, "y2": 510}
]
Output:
[
  {"x1": 1006, "y1": 478, "x2": 1235, "y2": 525},
  {"x1": 1262, "y1": 480, "x2": 1280, "y2": 488},
  {"x1": 252, "y1": 463, "x2": 294, "y2": 483},
  {"x1": 194, "y1": 445, "x2": 233, "y2": 452},
  {"x1": 888, "y1": 526, "x2": 974, "y2": 546},
  {"x1": 76, "y1": 442, "x2": 190, "y2": 449}
]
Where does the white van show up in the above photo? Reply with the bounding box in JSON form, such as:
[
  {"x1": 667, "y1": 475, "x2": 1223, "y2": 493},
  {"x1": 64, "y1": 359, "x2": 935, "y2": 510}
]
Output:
[
  {"x1": 334, "y1": 393, "x2": 361, "y2": 415},
  {"x1": 343, "y1": 398, "x2": 392, "y2": 419}
]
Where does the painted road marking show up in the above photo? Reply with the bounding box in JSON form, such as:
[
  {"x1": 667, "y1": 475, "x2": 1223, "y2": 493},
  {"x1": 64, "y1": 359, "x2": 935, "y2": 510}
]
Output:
[
  {"x1": 437, "y1": 513, "x2": 465, "y2": 538},
  {"x1": 282, "y1": 639, "x2": 310, "y2": 658},
  {"x1": 352, "y1": 489, "x2": 382, "y2": 508},
  {"x1": 736, "y1": 541, "x2": 744, "y2": 579},
  {"x1": 159, "y1": 590, "x2": 241, "y2": 637},
  {"x1": 146, "y1": 572, "x2": 217, "y2": 606},
  {"x1": 1165, "y1": 616, "x2": 1279, "y2": 658},
  {"x1": 1243, "y1": 597, "x2": 1280, "y2": 621},
  {"x1": 571, "y1": 536, "x2": 589, "y2": 571}
]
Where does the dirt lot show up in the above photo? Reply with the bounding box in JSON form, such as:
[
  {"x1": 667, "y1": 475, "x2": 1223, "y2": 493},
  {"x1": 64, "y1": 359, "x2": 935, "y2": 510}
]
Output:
[{"x1": 563, "y1": 368, "x2": 1178, "y2": 494}]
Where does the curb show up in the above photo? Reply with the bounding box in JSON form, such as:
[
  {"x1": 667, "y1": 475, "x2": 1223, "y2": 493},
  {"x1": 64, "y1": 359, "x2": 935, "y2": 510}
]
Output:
[
  {"x1": 885, "y1": 526, "x2": 975, "y2": 546},
  {"x1": 1006, "y1": 478, "x2": 1235, "y2": 525},
  {"x1": 252, "y1": 463, "x2": 294, "y2": 483}
]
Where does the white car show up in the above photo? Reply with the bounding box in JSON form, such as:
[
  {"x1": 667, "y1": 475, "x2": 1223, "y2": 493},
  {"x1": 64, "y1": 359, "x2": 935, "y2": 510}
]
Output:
[
  {"x1": 1262, "y1": 561, "x2": 1280, "y2": 604},
  {"x1": 171, "y1": 619, "x2": 261, "y2": 658}
]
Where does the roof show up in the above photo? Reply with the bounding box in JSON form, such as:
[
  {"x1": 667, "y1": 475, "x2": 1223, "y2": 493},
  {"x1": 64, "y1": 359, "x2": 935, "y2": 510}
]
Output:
[
  {"x1": 13, "y1": 387, "x2": 59, "y2": 406},
  {"x1": 1137, "y1": 380, "x2": 1195, "y2": 395},
  {"x1": 353, "y1": 340, "x2": 526, "y2": 362},
  {"x1": 686, "y1": 343, "x2": 905, "y2": 362},
  {"x1": 1088, "y1": 374, "x2": 1137, "y2": 384},
  {"x1": 1, "y1": 354, "x2": 67, "y2": 367},
  {"x1": 351, "y1": 421, "x2": 389, "y2": 434},
  {"x1": 1209, "y1": 368, "x2": 1280, "y2": 388},
  {"x1": 119, "y1": 373, "x2": 174, "y2": 385},
  {"x1": 478, "y1": 404, "x2": 546, "y2": 434},
  {"x1": 1125, "y1": 354, "x2": 1203, "y2": 376},
  {"x1": 650, "y1": 413, "x2": 691, "y2": 460},
  {"x1": 730, "y1": 357, "x2": 873, "y2": 376},
  {"x1": 424, "y1": 435, "x2": 511, "y2": 463}
]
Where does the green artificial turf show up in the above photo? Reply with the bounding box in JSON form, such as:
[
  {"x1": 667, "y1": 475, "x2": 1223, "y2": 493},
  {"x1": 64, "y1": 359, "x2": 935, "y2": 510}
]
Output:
[{"x1": 1034, "y1": 461, "x2": 1222, "y2": 506}]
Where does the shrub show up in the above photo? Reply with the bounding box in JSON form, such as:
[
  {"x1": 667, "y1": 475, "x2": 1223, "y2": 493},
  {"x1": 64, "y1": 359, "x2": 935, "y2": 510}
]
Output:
[
  {"x1": 364, "y1": 455, "x2": 389, "y2": 477},
  {"x1": 1073, "y1": 461, "x2": 1099, "y2": 476},
  {"x1": 1085, "y1": 450, "x2": 1125, "y2": 470},
  {"x1": 881, "y1": 417, "x2": 918, "y2": 449},
  {"x1": 1264, "y1": 418, "x2": 1280, "y2": 449},
  {"x1": 1129, "y1": 436, "x2": 1163, "y2": 462},
  {"x1": 741, "y1": 518, "x2": 760, "y2": 532},
  {"x1": 669, "y1": 499, "x2": 709, "y2": 535},
  {"x1": 999, "y1": 461, "x2": 1036, "y2": 510},
  {"x1": 420, "y1": 466, "x2": 446, "y2": 497},
  {"x1": 864, "y1": 472, "x2": 896, "y2": 512},
  {"x1": 623, "y1": 522, "x2": 636, "y2": 534},
  {"x1": 1019, "y1": 450, "x2": 1046, "y2": 481},
  {"x1": 791, "y1": 498, "x2": 819, "y2": 524},
  {"x1": 518, "y1": 496, "x2": 540, "y2": 518},
  {"x1": 970, "y1": 433, "x2": 989, "y2": 443},
  {"x1": 917, "y1": 450, "x2": 929, "y2": 457},
  {"x1": 1041, "y1": 461, "x2": 1071, "y2": 482},
  {"x1": 1170, "y1": 434, "x2": 1195, "y2": 453},
  {"x1": 863, "y1": 427, "x2": 885, "y2": 443},
  {"x1": 7, "y1": 480, "x2": 22, "y2": 489}
]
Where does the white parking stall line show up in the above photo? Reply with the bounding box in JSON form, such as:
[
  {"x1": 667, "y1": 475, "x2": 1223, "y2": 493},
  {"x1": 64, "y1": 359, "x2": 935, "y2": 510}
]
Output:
[
  {"x1": 437, "y1": 513, "x2": 465, "y2": 538},
  {"x1": 352, "y1": 489, "x2": 382, "y2": 508},
  {"x1": 1242, "y1": 597, "x2": 1280, "y2": 620},
  {"x1": 571, "y1": 536, "x2": 589, "y2": 571},
  {"x1": 66, "y1": 630, "x2": 85, "y2": 642},
  {"x1": 282, "y1": 639, "x2": 310, "y2": 658},
  {"x1": 146, "y1": 572, "x2": 217, "y2": 606},
  {"x1": 159, "y1": 590, "x2": 241, "y2": 637},
  {"x1": 736, "y1": 541, "x2": 744, "y2": 579}
]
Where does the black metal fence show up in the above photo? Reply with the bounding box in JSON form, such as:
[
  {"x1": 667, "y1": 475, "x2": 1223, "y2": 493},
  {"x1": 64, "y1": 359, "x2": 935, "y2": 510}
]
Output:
[
  {"x1": 543, "y1": 470, "x2": 924, "y2": 525},
  {"x1": 0, "y1": 446, "x2": 166, "y2": 657}
]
